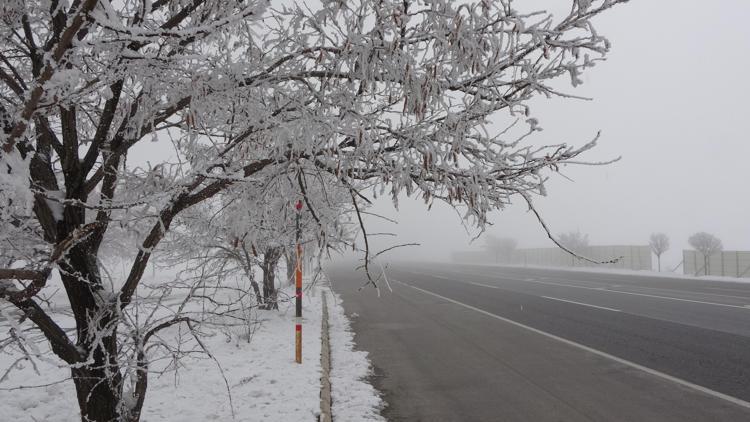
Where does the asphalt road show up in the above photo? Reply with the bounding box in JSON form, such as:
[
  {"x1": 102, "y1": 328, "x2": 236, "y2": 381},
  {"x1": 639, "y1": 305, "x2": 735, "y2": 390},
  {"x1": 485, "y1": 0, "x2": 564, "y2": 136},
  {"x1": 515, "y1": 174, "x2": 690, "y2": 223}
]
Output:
[{"x1": 327, "y1": 261, "x2": 750, "y2": 422}]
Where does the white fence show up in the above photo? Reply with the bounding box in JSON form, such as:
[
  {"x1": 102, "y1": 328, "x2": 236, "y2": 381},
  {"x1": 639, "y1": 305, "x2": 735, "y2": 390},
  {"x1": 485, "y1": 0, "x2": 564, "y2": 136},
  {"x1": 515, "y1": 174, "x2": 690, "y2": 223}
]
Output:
[
  {"x1": 683, "y1": 250, "x2": 750, "y2": 278},
  {"x1": 452, "y1": 245, "x2": 652, "y2": 271}
]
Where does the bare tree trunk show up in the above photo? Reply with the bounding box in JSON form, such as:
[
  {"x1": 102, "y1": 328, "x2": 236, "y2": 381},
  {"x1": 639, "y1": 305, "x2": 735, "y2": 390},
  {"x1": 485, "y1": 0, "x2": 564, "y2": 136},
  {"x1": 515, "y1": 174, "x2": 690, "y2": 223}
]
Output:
[
  {"x1": 705, "y1": 255, "x2": 710, "y2": 275},
  {"x1": 242, "y1": 263, "x2": 262, "y2": 306},
  {"x1": 239, "y1": 246, "x2": 263, "y2": 304},
  {"x1": 261, "y1": 247, "x2": 282, "y2": 310},
  {"x1": 72, "y1": 363, "x2": 123, "y2": 422},
  {"x1": 60, "y1": 248, "x2": 128, "y2": 422},
  {"x1": 249, "y1": 273, "x2": 263, "y2": 304}
]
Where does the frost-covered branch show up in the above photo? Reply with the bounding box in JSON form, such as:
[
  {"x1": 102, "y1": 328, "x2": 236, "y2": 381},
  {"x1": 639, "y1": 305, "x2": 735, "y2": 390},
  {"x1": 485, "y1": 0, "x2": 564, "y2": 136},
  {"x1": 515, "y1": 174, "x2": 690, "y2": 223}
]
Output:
[{"x1": 0, "y1": 1, "x2": 627, "y2": 420}]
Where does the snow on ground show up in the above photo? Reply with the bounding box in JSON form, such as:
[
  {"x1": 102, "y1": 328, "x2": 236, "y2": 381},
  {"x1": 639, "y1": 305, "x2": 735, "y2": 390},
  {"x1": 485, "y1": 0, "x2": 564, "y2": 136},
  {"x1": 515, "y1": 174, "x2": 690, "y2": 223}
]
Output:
[
  {"x1": 139, "y1": 286, "x2": 324, "y2": 422},
  {"x1": 328, "y1": 291, "x2": 386, "y2": 421},
  {"x1": 0, "y1": 277, "x2": 384, "y2": 421}
]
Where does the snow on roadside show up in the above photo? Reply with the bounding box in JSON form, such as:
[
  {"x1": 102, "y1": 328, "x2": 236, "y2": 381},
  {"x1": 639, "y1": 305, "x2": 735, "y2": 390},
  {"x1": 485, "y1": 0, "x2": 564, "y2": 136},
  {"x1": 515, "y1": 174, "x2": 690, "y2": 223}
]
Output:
[
  {"x1": 1, "y1": 285, "x2": 323, "y2": 422},
  {"x1": 327, "y1": 290, "x2": 386, "y2": 422},
  {"x1": 139, "y1": 285, "x2": 324, "y2": 422},
  {"x1": 1, "y1": 281, "x2": 385, "y2": 422}
]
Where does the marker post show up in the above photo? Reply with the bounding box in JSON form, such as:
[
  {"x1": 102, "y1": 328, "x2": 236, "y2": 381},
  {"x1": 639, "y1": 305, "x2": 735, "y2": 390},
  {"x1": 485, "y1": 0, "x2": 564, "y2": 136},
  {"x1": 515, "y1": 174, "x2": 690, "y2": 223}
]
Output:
[{"x1": 295, "y1": 200, "x2": 303, "y2": 364}]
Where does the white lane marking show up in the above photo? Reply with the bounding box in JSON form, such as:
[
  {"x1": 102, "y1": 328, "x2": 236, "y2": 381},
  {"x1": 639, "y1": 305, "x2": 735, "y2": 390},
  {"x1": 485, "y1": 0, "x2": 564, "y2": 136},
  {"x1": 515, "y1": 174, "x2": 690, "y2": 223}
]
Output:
[
  {"x1": 399, "y1": 268, "x2": 750, "y2": 309},
  {"x1": 433, "y1": 267, "x2": 750, "y2": 301},
  {"x1": 542, "y1": 296, "x2": 621, "y2": 312},
  {"x1": 515, "y1": 272, "x2": 750, "y2": 300},
  {"x1": 394, "y1": 270, "x2": 498, "y2": 289},
  {"x1": 704, "y1": 286, "x2": 750, "y2": 296},
  {"x1": 603, "y1": 284, "x2": 750, "y2": 301},
  {"x1": 522, "y1": 279, "x2": 750, "y2": 310},
  {"x1": 521, "y1": 278, "x2": 596, "y2": 289},
  {"x1": 466, "y1": 281, "x2": 499, "y2": 289},
  {"x1": 394, "y1": 279, "x2": 750, "y2": 411},
  {"x1": 550, "y1": 277, "x2": 750, "y2": 300}
]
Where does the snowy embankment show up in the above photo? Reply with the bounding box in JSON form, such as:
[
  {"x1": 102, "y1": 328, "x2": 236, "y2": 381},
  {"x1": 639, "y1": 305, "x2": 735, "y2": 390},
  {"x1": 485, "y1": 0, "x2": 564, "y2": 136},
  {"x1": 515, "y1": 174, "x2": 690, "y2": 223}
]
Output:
[
  {"x1": 0, "y1": 278, "x2": 384, "y2": 421},
  {"x1": 328, "y1": 292, "x2": 386, "y2": 421}
]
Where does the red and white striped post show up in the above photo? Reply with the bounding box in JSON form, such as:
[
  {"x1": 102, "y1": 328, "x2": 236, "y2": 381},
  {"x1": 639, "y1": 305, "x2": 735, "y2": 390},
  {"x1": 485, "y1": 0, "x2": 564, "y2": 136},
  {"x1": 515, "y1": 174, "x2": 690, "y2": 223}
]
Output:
[{"x1": 295, "y1": 199, "x2": 303, "y2": 364}]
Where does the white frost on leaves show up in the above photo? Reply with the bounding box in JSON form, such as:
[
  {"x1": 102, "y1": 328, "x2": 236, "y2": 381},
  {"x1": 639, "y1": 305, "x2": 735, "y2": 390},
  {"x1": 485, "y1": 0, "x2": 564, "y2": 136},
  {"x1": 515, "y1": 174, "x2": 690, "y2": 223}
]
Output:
[
  {"x1": 0, "y1": 150, "x2": 32, "y2": 212},
  {"x1": 0, "y1": 279, "x2": 17, "y2": 292},
  {"x1": 100, "y1": 85, "x2": 113, "y2": 100},
  {"x1": 43, "y1": 190, "x2": 65, "y2": 222},
  {"x1": 0, "y1": 0, "x2": 24, "y2": 26},
  {"x1": 0, "y1": 0, "x2": 627, "y2": 418}
]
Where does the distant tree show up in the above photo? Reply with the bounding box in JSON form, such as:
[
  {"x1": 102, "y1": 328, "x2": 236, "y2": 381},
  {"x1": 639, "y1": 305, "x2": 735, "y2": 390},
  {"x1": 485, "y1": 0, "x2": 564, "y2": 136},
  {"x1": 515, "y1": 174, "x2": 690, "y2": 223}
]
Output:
[
  {"x1": 559, "y1": 230, "x2": 589, "y2": 250},
  {"x1": 688, "y1": 232, "x2": 723, "y2": 275},
  {"x1": 483, "y1": 235, "x2": 518, "y2": 264},
  {"x1": 649, "y1": 233, "x2": 670, "y2": 271},
  {"x1": 558, "y1": 230, "x2": 590, "y2": 266}
]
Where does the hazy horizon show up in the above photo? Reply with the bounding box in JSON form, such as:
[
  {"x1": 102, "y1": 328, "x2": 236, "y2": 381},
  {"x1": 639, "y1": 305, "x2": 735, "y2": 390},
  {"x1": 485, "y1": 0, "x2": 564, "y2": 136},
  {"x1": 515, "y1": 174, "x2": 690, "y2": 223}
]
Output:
[{"x1": 360, "y1": 0, "x2": 750, "y2": 270}]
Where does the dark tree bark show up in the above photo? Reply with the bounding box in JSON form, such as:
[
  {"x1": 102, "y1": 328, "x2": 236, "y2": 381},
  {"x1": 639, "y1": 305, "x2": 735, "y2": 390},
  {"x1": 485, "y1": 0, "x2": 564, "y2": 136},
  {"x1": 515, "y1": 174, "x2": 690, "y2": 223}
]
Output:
[
  {"x1": 54, "y1": 190, "x2": 125, "y2": 421},
  {"x1": 0, "y1": 2, "x2": 280, "y2": 421},
  {"x1": 261, "y1": 247, "x2": 282, "y2": 310},
  {"x1": 246, "y1": 266, "x2": 263, "y2": 304},
  {"x1": 239, "y1": 245, "x2": 263, "y2": 302}
]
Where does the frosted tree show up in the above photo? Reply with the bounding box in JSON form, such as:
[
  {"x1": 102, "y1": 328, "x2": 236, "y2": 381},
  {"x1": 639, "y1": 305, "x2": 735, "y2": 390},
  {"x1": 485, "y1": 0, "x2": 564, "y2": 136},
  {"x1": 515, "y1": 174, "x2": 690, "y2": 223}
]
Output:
[
  {"x1": 559, "y1": 230, "x2": 590, "y2": 250},
  {"x1": 187, "y1": 174, "x2": 356, "y2": 310},
  {"x1": 483, "y1": 235, "x2": 518, "y2": 264},
  {"x1": 649, "y1": 233, "x2": 670, "y2": 271},
  {"x1": 558, "y1": 230, "x2": 590, "y2": 265},
  {"x1": 688, "y1": 232, "x2": 723, "y2": 275},
  {"x1": 0, "y1": 0, "x2": 627, "y2": 420}
]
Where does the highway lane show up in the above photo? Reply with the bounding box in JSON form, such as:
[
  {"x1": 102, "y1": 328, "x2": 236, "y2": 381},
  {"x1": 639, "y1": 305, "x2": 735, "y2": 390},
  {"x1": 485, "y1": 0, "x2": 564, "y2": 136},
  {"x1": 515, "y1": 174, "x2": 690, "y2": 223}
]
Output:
[
  {"x1": 328, "y1": 262, "x2": 750, "y2": 422},
  {"x1": 396, "y1": 262, "x2": 750, "y2": 338},
  {"x1": 439, "y1": 263, "x2": 750, "y2": 300}
]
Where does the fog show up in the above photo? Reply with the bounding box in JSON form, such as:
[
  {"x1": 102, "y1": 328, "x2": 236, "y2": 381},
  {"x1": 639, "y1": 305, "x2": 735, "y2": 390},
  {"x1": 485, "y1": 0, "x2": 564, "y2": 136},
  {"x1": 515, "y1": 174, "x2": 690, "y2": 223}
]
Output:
[{"x1": 363, "y1": 1, "x2": 750, "y2": 270}]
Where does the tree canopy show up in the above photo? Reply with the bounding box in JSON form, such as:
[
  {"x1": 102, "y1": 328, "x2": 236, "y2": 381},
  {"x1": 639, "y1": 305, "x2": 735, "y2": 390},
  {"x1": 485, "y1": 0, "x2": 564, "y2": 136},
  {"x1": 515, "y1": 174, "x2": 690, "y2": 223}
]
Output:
[{"x1": 0, "y1": 1, "x2": 627, "y2": 420}]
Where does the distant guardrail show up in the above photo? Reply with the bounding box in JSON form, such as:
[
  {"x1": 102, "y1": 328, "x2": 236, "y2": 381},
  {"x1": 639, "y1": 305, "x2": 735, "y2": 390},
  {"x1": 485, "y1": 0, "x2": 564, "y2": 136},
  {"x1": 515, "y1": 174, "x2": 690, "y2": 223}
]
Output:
[
  {"x1": 452, "y1": 245, "x2": 652, "y2": 271},
  {"x1": 683, "y1": 250, "x2": 750, "y2": 278}
]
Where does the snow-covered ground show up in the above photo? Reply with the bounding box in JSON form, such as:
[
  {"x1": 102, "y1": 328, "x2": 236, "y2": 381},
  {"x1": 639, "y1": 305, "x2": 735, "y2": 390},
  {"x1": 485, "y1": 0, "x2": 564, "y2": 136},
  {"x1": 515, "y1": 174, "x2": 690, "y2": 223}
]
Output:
[
  {"x1": 0, "y1": 278, "x2": 384, "y2": 421},
  {"x1": 328, "y1": 292, "x2": 385, "y2": 421}
]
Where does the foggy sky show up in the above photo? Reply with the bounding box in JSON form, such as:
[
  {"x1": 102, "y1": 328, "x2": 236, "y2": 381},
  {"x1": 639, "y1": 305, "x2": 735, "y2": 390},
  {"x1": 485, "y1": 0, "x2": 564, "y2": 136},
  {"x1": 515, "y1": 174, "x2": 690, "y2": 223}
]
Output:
[{"x1": 365, "y1": 1, "x2": 750, "y2": 269}]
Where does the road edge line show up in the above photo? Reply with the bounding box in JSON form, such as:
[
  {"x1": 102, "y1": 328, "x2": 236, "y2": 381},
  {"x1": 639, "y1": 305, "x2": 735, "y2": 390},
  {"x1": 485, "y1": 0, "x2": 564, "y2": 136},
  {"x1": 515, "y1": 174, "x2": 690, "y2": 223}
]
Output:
[{"x1": 396, "y1": 279, "x2": 750, "y2": 411}]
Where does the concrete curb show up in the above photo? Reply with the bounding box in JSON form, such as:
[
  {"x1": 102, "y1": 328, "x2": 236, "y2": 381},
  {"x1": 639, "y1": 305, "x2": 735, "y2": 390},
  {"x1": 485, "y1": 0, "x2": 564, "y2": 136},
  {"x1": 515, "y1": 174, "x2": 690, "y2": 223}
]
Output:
[{"x1": 319, "y1": 291, "x2": 333, "y2": 422}]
